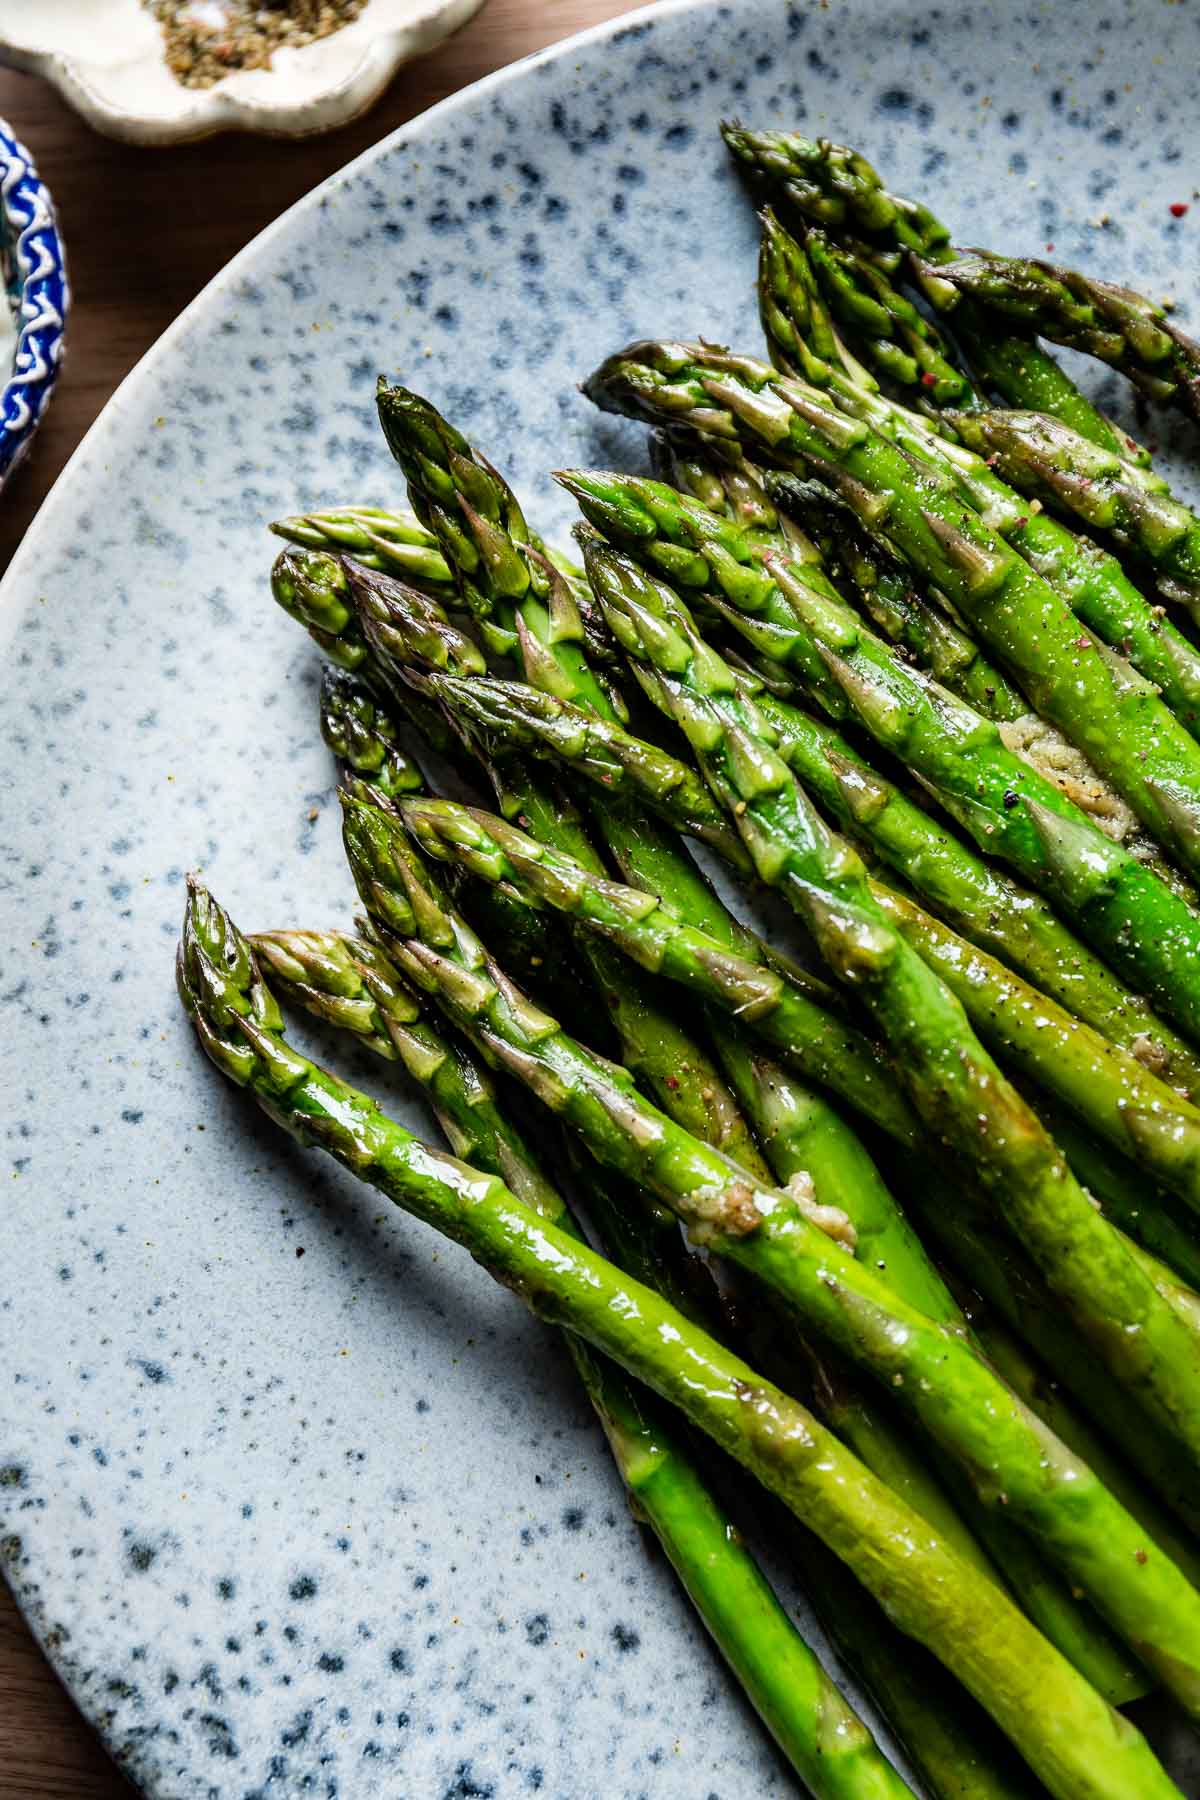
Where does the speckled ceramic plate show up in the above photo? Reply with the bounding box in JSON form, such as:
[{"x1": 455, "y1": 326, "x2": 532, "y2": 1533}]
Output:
[{"x1": 3, "y1": 2, "x2": 1200, "y2": 1794}]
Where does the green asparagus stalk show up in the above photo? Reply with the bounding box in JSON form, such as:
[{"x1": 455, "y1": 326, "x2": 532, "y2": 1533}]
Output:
[
  {"x1": 781, "y1": 1528, "x2": 1043, "y2": 1800},
  {"x1": 712, "y1": 1033, "x2": 939, "y2": 1303},
  {"x1": 416, "y1": 666, "x2": 753, "y2": 873},
  {"x1": 180, "y1": 881, "x2": 1180, "y2": 1800},
  {"x1": 330, "y1": 882, "x2": 1020, "y2": 1668},
  {"x1": 716, "y1": 1031, "x2": 1152, "y2": 1707},
  {"x1": 403, "y1": 778, "x2": 1200, "y2": 1373},
  {"x1": 579, "y1": 1042, "x2": 1059, "y2": 1794},
  {"x1": 585, "y1": 340, "x2": 1200, "y2": 876},
  {"x1": 311, "y1": 508, "x2": 760, "y2": 1169},
  {"x1": 270, "y1": 504, "x2": 455, "y2": 593},
  {"x1": 748, "y1": 681, "x2": 1200, "y2": 1094},
  {"x1": 399, "y1": 773, "x2": 1200, "y2": 1319},
  {"x1": 779, "y1": 212, "x2": 977, "y2": 407},
  {"x1": 561, "y1": 1064, "x2": 1063, "y2": 1789},
  {"x1": 292, "y1": 904, "x2": 1095, "y2": 1724},
  {"x1": 340, "y1": 793, "x2": 1200, "y2": 1709},
  {"x1": 956, "y1": 1290, "x2": 1200, "y2": 1591},
  {"x1": 374, "y1": 380, "x2": 626, "y2": 712},
  {"x1": 270, "y1": 545, "x2": 469, "y2": 763},
  {"x1": 898, "y1": 1181, "x2": 1200, "y2": 1539},
  {"x1": 571, "y1": 1339, "x2": 916, "y2": 1796},
  {"x1": 318, "y1": 668, "x2": 582, "y2": 1002},
  {"x1": 251, "y1": 924, "x2": 907, "y2": 1797},
  {"x1": 398, "y1": 767, "x2": 919, "y2": 1151},
  {"x1": 563, "y1": 458, "x2": 1200, "y2": 1048},
  {"x1": 318, "y1": 665, "x2": 423, "y2": 799},
  {"x1": 753, "y1": 230, "x2": 1200, "y2": 740},
  {"x1": 722, "y1": 124, "x2": 1142, "y2": 456},
  {"x1": 948, "y1": 407, "x2": 1200, "y2": 619},
  {"x1": 912, "y1": 245, "x2": 1200, "y2": 420},
  {"x1": 399, "y1": 783, "x2": 1200, "y2": 1336},
  {"x1": 871, "y1": 882, "x2": 1200, "y2": 1213},
  {"x1": 1043, "y1": 1109, "x2": 1200, "y2": 1293},
  {"x1": 579, "y1": 531, "x2": 1200, "y2": 1468}
]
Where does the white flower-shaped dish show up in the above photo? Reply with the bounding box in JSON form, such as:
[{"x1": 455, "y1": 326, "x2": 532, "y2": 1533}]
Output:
[{"x1": 0, "y1": 0, "x2": 487, "y2": 145}]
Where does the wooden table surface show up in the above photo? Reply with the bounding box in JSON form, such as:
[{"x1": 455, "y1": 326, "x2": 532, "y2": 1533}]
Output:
[{"x1": 0, "y1": 4, "x2": 639, "y2": 1791}]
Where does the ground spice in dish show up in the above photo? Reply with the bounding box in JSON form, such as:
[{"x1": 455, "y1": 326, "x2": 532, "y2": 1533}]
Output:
[{"x1": 144, "y1": 1, "x2": 367, "y2": 89}]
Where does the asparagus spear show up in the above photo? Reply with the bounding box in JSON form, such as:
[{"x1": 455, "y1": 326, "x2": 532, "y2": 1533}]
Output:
[
  {"x1": 307, "y1": 513, "x2": 760, "y2": 1169},
  {"x1": 755, "y1": 228, "x2": 1200, "y2": 741},
  {"x1": 899, "y1": 1180, "x2": 1200, "y2": 1539},
  {"x1": 417, "y1": 666, "x2": 753, "y2": 872},
  {"x1": 749, "y1": 682, "x2": 1200, "y2": 1093},
  {"x1": 949, "y1": 407, "x2": 1200, "y2": 619},
  {"x1": 781, "y1": 1527, "x2": 1042, "y2": 1800},
  {"x1": 647, "y1": 426, "x2": 817, "y2": 555},
  {"x1": 368, "y1": 387, "x2": 775, "y2": 1171},
  {"x1": 564, "y1": 458, "x2": 1200, "y2": 1048},
  {"x1": 251, "y1": 925, "x2": 906, "y2": 1797},
  {"x1": 318, "y1": 665, "x2": 422, "y2": 799},
  {"x1": 400, "y1": 779, "x2": 1200, "y2": 1329},
  {"x1": 397, "y1": 762, "x2": 918, "y2": 1149},
  {"x1": 557, "y1": 1070, "x2": 1065, "y2": 1790},
  {"x1": 721, "y1": 124, "x2": 1141, "y2": 456},
  {"x1": 180, "y1": 882, "x2": 1180, "y2": 1800},
  {"x1": 912, "y1": 245, "x2": 1200, "y2": 420},
  {"x1": 956, "y1": 1289, "x2": 1200, "y2": 1592},
  {"x1": 781, "y1": 212, "x2": 977, "y2": 408},
  {"x1": 1043, "y1": 1109, "x2": 1200, "y2": 1293},
  {"x1": 270, "y1": 504, "x2": 455, "y2": 592},
  {"x1": 581, "y1": 1042, "x2": 1071, "y2": 1793},
  {"x1": 876, "y1": 883, "x2": 1200, "y2": 1208},
  {"x1": 717, "y1": 1031, "x2": 1152, "y2": 1707},
  {"x1": 586, "y1": 339, "x2": 1200, "y2": 879},
  {"x1": 340, "y1": 793, "x2": 1200, "y2": 1706},
  {"x1": 580, "y1": 532, "x2": 1200, "y2": 1457},
  {"x1": 374, "y1": 379, "x2": 626, "y2": 712},
  {"x1": 318, "y1": 666, "x2": 584, "y2": 1003},
  {"x1": 270, "y1": 545, "x2": 470, "y2": 764}
]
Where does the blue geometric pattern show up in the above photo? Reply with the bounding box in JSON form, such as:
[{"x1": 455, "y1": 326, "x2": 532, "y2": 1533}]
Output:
[{"x1": 0, "y1": 118, "x2": 68, "y2": 485}]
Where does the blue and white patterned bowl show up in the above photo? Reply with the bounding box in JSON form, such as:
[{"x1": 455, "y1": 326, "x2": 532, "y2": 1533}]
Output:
[{"x1": 0, "y1": 119, "x2": 67, "y2": 487}]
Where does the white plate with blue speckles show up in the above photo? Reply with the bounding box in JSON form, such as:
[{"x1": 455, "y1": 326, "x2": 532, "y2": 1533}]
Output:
[{"x1": 4, "y1": 1, "x2": 1200, "y2": 1793}]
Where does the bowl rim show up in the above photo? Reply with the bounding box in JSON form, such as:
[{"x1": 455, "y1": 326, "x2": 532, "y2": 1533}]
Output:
[{"x1": 0, "y1": 118, "x2": 68, "y2": 484}]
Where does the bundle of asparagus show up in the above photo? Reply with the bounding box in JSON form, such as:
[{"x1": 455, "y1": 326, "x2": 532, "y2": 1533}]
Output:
[{"x1": 182, "y1": 122, "x2": 1200, "y2": 1800}]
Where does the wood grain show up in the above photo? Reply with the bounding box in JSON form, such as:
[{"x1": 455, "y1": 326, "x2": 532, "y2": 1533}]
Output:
[{"x1": 0, "y1": 3, "x2": 640, "y2": 1791}]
